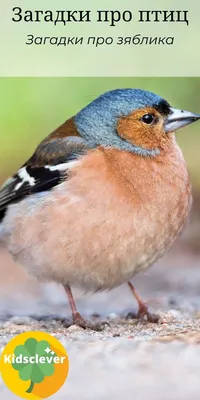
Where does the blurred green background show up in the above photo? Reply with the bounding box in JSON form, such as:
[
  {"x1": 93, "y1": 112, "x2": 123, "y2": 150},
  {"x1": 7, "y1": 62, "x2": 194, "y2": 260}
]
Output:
[{"x1": 0, "y1": 78, "x2": 200, "y2": 188}]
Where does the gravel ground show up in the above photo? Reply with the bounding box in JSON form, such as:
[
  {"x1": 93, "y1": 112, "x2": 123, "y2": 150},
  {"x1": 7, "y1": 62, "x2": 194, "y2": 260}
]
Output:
[{"x1": 0, "y1": 245, "x2": 200, "y2": 399}]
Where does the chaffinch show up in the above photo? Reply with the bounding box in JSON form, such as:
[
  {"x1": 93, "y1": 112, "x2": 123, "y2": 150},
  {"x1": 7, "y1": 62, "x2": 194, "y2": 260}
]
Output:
[{"x1": 0, "y1": 89, "x2": 200, "y2": 329}]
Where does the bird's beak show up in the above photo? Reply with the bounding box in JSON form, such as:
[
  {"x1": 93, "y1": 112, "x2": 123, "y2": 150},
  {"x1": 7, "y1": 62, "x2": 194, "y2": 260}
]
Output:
[{"x1": 164, "y1": 107, "x2": 200, "y2": 133}]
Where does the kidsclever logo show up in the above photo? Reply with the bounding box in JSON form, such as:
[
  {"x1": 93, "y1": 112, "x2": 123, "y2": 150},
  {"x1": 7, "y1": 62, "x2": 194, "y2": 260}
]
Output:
[
  {"x1": 10, "y1": 339, "x2": 66, "y2": 393},
  {"x1": 0, "y1": 332, "x2": 69, "y2": 399}
]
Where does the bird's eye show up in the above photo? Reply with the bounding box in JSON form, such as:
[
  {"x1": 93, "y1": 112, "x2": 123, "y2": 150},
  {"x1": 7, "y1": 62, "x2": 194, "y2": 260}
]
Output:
[{"x1": 141, "y1": 114, "x2": 154, "y2": 124}]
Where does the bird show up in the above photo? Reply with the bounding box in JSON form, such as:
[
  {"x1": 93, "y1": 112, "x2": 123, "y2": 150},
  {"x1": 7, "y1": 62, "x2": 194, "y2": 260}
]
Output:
[{"x1": 0, "y1": 88, "x2": 199, "y2": 330}]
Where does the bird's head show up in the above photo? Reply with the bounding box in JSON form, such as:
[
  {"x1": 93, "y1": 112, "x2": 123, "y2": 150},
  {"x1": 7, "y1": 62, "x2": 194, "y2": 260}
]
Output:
[{"x1": 75, "y1": 89, "x2": 200, "y2": 157}]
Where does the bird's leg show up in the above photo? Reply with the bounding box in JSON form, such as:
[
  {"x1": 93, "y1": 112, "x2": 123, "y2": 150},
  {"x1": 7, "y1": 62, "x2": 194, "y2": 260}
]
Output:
[
  {"x1": 127, "y1": 281, "x2": 159, "y2": 323},
  {"x1": 64, "y1": 284, "x2": 85, "y2": 326},
  {"x1": 64, "y1": 285, "x2": 106, "y2": 331}
]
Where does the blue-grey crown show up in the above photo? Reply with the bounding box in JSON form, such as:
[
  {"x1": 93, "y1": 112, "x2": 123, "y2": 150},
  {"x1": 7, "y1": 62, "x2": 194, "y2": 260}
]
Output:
[{"x1": 74, "y1": 89, "x2": 170, "y2": 156}]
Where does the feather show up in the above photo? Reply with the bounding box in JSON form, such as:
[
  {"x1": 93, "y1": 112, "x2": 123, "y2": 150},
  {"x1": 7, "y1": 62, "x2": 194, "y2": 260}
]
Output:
[{"x1": 0, "y1": 135, "x2": 88, "y2": 222}]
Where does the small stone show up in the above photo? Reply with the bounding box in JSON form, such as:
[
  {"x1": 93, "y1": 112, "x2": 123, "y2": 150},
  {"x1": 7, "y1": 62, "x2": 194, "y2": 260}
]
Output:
[
  {"x1": 67, "y1": 325, "x2": 84, "y2": 333},
  {"x1": 91, "y1": 313, "x2": 101, "y2": 319},
  {"x1": 168, "y1": 297, "x2": 178, "y2": 307},
  {"x1": 108, "y1": 313, "x2": 118, "y2": 320}
]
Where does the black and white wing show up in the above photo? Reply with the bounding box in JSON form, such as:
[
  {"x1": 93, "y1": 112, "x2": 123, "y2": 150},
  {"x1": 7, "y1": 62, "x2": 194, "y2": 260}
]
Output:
[{"x1": 0, "y1": 136, "x2": 88, "y2": 221}]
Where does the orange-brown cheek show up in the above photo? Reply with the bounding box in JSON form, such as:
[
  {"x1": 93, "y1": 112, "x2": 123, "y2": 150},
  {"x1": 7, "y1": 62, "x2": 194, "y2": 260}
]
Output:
[{"x1": 117, "y1": 112, "x2": 166, "y2": 150}]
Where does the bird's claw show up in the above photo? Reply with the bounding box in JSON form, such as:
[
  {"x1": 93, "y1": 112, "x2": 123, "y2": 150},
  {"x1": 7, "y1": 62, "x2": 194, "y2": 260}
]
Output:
[
  {"x1": 137, "y1": 309, "x2": 159, "y2": 323},
  {"x1": 64, "y1": 312, "x2": 108, "y2": 331},
  {"x1": 126, "y1": 307, "x2": 159, "y2": 323}
]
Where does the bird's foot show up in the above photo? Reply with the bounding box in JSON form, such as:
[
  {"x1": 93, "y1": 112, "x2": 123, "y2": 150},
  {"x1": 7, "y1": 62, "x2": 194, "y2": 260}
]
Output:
[
  {"x1": 64, "y1": 312, "x2": 108, "y2": 331},
  {"x1": 126, "y1": 304, "x2": 159, "y2": 323},
  {"x1": 137, "y1": 306, "x2": 159, "y2": 323}
]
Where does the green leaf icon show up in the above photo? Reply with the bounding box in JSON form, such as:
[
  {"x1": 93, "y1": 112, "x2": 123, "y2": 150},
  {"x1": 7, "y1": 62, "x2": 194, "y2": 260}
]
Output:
[
  {"x1": 31, "y1": 365, "x2": 45, "y2": 384},
  {"x1": 25, "y1": 338, "x2": 37, "y2": 355},
  {"x1": 36, "y1": 340, "x2": 51, "y2": 357},
  {"x1": 19, "y1": 364, "x2": 33, "y2": 381},
  {"x1": 12, "y1": 338, "x2": 56, "y2": 393},
  {"x1": 39, "y1": 361, "x2": 55, "y2": 376}
]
